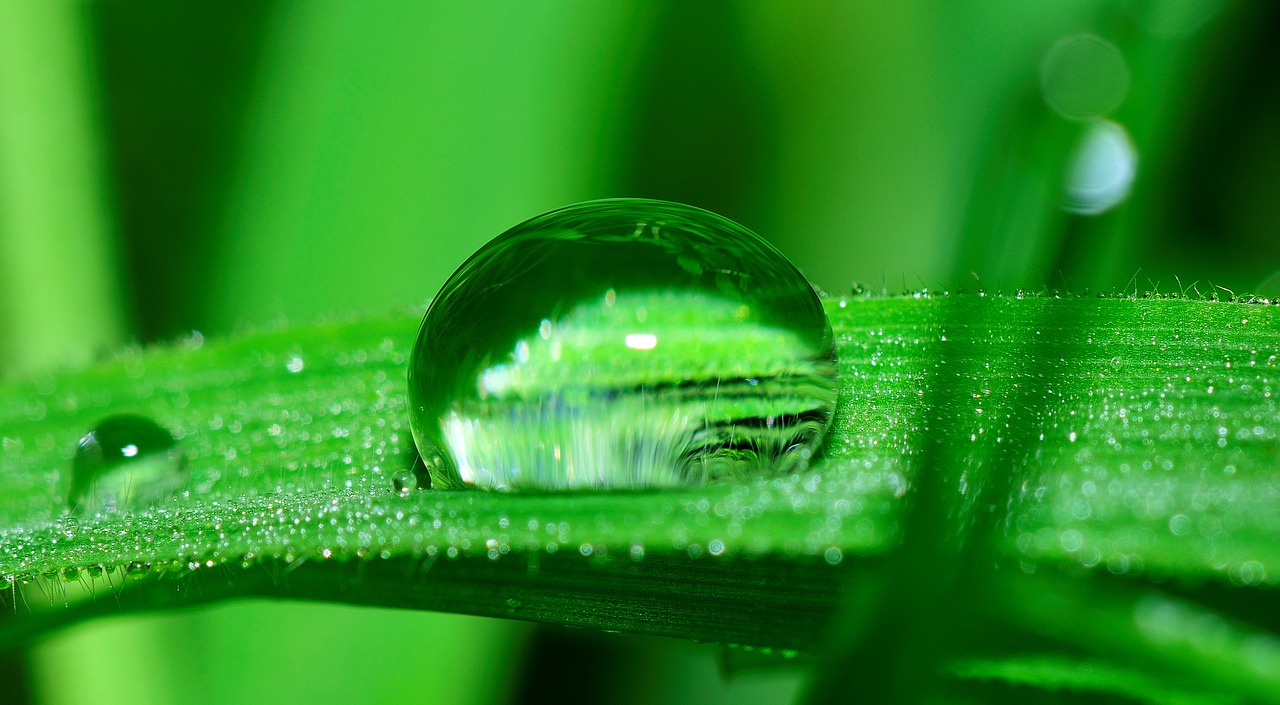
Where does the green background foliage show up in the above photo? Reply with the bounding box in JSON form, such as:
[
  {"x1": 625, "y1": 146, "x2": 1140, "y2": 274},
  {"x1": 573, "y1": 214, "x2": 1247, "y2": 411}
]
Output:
[{"x1": 1, "y1": 1, "x2": 1278, "y2": 703}]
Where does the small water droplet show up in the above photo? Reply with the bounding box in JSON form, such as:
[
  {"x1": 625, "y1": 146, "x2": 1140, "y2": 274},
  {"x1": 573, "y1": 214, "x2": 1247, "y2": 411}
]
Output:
[
  {"x1": 408, "y1": 199, "x2": 838, "y2": 490},
  {"x1": 69, "y1": 415, "x2": 188, "y2": 515},
  {"x1": 57, "y1": 515, "x2": 80, "y2": 538},
  {"x1": 391, "y1": 470, "x2": 418, "y2": 498}
]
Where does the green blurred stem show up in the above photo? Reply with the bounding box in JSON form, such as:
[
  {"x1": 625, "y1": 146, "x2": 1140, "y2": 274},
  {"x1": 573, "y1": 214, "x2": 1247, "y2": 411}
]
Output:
[
  {"x1": 998, "y1": 571, "x2": 1280, "y2": 704},
  {"x1": 0, "y1": 5, "x2": 129, "y2": 703},
  {"x1": 0, "y1": 0, "x2": 124, "y2": 376}
]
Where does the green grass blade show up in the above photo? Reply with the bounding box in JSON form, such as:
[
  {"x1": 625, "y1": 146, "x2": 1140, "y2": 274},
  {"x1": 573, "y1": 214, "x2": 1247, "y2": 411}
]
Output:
[{"x1": 1, "y1": 296, "x2": 1277, "y2": 674}]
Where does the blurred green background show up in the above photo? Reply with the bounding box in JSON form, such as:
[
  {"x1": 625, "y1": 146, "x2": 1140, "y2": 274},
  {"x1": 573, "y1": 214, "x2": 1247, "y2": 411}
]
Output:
[{"x1": 1, "y1": 1, "x2": 1275, "y2": 703}]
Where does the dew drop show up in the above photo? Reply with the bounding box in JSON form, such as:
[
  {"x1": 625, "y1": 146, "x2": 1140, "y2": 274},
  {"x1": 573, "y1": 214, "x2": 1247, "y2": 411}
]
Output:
[
  {"x1": 56, "y1": 515, "x2": 80, "y2": 538},
  {"x1": 408, "y1": 198, "x2": 838, "y2": 490},
  {"x1": 823, "y1": 547, "x2": 844, "y2": 565},
  {"x1": 69, "y1": 415, "x2": 188, "y2": 515},
  {"x1": 391, "y1": 470, "x2": 418, "y2": 498}
]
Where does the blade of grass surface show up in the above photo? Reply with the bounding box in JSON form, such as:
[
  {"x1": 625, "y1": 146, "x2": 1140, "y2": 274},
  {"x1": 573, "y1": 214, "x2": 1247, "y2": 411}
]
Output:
[{"x1": 1, "y1": 296, "x2": 1278, "y2": 697}]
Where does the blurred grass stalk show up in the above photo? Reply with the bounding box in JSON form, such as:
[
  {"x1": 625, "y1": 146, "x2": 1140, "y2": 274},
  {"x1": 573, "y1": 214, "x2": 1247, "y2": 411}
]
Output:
[
  {"x1": 799, "y1": 2, "x2": 1247, "y2": 702},
  {"x1": 0, "y1": 2, "x2": 157, "y2": 703},
  {"x1": 200, "y1": 2, "x2": 654, "y2": 331},
  {"x1": 0, "y1": 0, "x2": 124, "y2": 376}
]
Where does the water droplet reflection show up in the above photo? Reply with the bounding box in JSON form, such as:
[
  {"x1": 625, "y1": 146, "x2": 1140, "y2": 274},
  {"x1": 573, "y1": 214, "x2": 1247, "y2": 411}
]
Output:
[
  {"x1": 408, "y1": 198, "x2": 838, "y2": 491},
  {"x1": 69, "y1": 415, "x2": 188, "y2": 516},
  {"x1": 391, "y1": 470, "x2": 418, "y2": 498}
]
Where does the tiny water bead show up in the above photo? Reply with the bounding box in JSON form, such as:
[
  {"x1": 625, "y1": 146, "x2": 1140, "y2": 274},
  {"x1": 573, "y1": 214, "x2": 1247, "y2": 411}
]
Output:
[
  {"x1": 391, "y1": 469, "x2": 418, "y2": 497},
  {"x1": 408, "y1": 198, "x2": 838, "y2": 490},
  {"x1": 69, "y1": 414, "x2": 188, "y2": 515}
]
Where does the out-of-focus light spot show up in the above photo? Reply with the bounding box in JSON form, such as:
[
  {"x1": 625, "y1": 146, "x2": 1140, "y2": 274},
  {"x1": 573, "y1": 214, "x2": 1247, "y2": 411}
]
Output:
[
  {"x1": 624, "y1": 333, "x2": 658, "y2": 350},
  {"x1": 1040, "y1": 34, "x2": 1130, "y2": 120},
  {"x1": 1128, "y1": 0, "x2": 1224, "y2": 37},
  {"x1": 1063, "y1": 120, "x2": 1137, "y2": 215}
]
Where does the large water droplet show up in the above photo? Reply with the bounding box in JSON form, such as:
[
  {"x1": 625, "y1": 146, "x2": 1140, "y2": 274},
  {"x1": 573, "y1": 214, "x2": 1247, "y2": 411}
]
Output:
[
  {"x1": 408, "y1": 198, "x2": 838, "y2": 490},
  {"x1": 69, "y1": 415, "x2": 188, "y2": 514}
]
